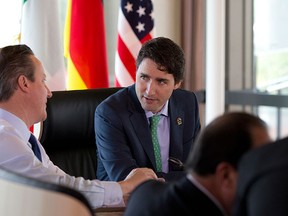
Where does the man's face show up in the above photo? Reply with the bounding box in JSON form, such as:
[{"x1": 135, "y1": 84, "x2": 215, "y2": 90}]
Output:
[
  {"x1": 135, "y1": 58, "x2": 181, "y2": 113},
  {"x1": 28, "y1": 56, "x2": 52, "y2": 124}
]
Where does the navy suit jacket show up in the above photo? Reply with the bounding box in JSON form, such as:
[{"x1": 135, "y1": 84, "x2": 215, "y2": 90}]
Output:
[
  {"x1": 233, "y1": 137, "x2": 288, "y2": 216},
  {"x1": 95, "y1": 85, "x2": 201, "y2": 181},
  {"x1": 124, "y1": 177, "x2": 225, "y2": 216}
]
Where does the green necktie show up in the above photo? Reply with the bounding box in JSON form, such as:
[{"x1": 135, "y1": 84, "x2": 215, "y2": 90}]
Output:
[{"x1": 150, "y1": 115, "x2": 162, "y2": 172}]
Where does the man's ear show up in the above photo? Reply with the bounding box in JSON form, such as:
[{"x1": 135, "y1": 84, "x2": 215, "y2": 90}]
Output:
[
  {"x1": 215, "y1": 162, "x2": 238, "y2": 215},
  {"x1": 174, "y1": 80, "x2": 182, "y2": 90},
  {"x1": 215, "y1": 162, "x2": 237, "y2": 189},
  {"x1": 17, "y1": 75, "x2": 29, "y2": 92}
]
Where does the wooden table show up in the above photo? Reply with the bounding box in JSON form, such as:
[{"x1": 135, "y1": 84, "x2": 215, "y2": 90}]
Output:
[{"x1": 94, "y1": 207, "x2": 125, "y2": 216}]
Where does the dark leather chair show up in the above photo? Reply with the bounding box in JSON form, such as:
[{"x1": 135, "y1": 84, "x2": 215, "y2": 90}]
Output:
[
  {"x1": 39, "y1": 88, "x2": 121, "y2": 180},
  {"x1": 0, "y1": 166, "x2": 94, "y2": 216}
]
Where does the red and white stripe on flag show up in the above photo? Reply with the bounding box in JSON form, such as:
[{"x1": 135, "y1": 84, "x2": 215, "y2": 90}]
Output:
[{"x1": 115, "y1": 0, "x2": 154, "y2": 87}]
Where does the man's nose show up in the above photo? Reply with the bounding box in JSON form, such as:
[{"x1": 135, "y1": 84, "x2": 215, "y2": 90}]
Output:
[{"x1": 146, "y1": 81, "x2": 156, "y2": 95}]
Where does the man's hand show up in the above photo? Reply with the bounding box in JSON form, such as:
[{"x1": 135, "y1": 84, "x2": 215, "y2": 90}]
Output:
[{"x1": 118, "y1": 168, "x2": 162, "y2": 202}]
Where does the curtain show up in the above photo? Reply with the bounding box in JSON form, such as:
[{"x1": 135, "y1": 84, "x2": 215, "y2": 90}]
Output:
[{"x1": 181, "y1": 0, "x2": 205, "y2": 92}]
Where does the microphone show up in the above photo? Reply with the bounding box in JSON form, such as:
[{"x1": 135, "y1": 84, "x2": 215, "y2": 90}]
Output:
[{"x1": 168, "y1": 157, "x2": 184, "y2": 171}]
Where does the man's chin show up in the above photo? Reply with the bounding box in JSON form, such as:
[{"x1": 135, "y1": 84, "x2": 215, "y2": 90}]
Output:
[
  {"x1": 141, "y1": 104, "x2": 159, "y2": 113},
  {"x1": 41, "y1": 113, "x2": 47, "y2": 122}
]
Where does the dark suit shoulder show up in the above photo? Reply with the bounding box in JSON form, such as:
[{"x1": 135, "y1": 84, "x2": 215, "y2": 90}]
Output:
[
  {"x1": 125, "y1": 178, "x2": 224, "y2": 216},
  {"x1": 169, "y1": 89, "x2": 200, "y2": 119},
  {"x1": 171, "y1": 89, "x2": 198, "y2": 102},
  {"x1": 96, "y1": 85, "x2": 142, "y2": 114},
  {"x1": 234, "y1": 137, "x2": 288, "y2": 216},
  {"x1": 124, "y1": 180, "x2": 169, "y2": 216},
  {"x1": 238, "y1": 136, "x2": 288, "y2": 189},
  {"x1": 96, "y1": 87, "x2": 130, "y2": 109}
]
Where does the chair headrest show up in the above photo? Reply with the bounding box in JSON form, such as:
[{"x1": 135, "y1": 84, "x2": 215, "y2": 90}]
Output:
[{"x1": 39, "y1": 88, "x2": 121, "y2": 152}]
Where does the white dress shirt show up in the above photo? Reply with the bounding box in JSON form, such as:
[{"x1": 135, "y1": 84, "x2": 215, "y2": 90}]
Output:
[{"x1": 0, "y1": 108, "x2": 124, "y2": 209}]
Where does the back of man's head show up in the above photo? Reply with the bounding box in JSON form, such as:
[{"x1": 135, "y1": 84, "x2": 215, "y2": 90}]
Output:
[
  {"x1": 186, "y1": 112, "x2": 269, "y2": 176},
  {"x1": 0, "y1": 44, "x2": 34, "y2": 102}
]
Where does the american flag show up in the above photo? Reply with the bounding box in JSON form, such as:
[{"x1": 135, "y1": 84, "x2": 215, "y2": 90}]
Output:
[{"x1": 115, "y1": 0, "x2": 154, "y2": 87}]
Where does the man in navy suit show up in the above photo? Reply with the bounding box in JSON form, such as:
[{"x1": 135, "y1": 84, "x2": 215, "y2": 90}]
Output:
[
  {"x1": 95, "y1": 37, "x2": 201, "y2": 181},
  {"x1": 233, "y1": 136, "x2": 288, "y2": 216},
  {"x1": 124, "y1": 112, "x2": 271, "y2": 216}
]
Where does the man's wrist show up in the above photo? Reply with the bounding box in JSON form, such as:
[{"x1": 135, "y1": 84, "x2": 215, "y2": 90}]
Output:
[{"x1": 118, "y1": 181, "x2": 132, "y2": 204}]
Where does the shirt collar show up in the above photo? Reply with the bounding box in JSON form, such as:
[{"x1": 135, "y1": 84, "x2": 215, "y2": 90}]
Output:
[
  {"x1": 145, "y1": 100, "x2": 169, "y2": 119},
  {"x1": 0, "y1": 108, "x2": 31, "y2": 143}
]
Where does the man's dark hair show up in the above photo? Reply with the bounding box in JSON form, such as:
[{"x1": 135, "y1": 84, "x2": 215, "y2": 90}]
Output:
[
  {"x1": 0, "y1": 44, "x2": 34, "y2": 102},
  {"x1": 186, "y1": 112, "x2": 267, "y2": 175},
  {"x1": 136, "y1": 37, "x2": 185, "y2": 84}
]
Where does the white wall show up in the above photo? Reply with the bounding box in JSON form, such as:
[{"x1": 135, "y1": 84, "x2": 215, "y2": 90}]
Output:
[{"x1": 205, "y1": 0, "x2": 226, "y2": 124}]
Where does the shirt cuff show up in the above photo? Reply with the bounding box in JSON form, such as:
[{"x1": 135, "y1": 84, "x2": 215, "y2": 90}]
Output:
[{"x1": 101, "y1": 181, "x2": 125, "y2": 207}]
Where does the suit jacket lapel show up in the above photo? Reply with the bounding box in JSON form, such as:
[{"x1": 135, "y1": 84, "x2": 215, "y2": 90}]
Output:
[
  {"x1": 169, "y1": 95, "x2": 184, "y2": 160},
  {"x1": 128, "y1": 85, "x2": 157, "y2": 170}
]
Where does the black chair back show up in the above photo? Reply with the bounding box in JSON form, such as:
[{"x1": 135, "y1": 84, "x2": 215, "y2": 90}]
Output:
[{"x1": 39, "y1": 88, "x2": 121, "y2": 180}]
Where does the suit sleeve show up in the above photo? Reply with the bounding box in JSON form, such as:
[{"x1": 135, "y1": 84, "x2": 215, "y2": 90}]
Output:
[
  {"x1": 95, "y1": 102, "x2": 138, "y2": 181},
  {"x1": 125, "y1": 180, "x2": 168, "y2": 216}
]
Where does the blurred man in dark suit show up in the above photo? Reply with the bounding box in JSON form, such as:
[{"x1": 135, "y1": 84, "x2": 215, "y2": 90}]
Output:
[
  {"x1": 233, "y1": 136, "x2": 288, "y2": 216},
  {"x1": 124, "y1": 112, "x2": 271, "y2": 216}
]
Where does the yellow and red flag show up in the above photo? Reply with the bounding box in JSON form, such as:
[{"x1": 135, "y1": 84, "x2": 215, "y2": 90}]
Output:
[{"x1": 64, "y1": 0, "x2": 109, "y2": 90}]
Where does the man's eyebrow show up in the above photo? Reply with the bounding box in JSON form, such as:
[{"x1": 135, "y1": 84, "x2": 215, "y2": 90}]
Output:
[
  {"x1": 139, "y1": 72, "x2": 149, "y2": 77},
  {"x1": 156, "y1": 78, "x2": 169, "y2": 82}
]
